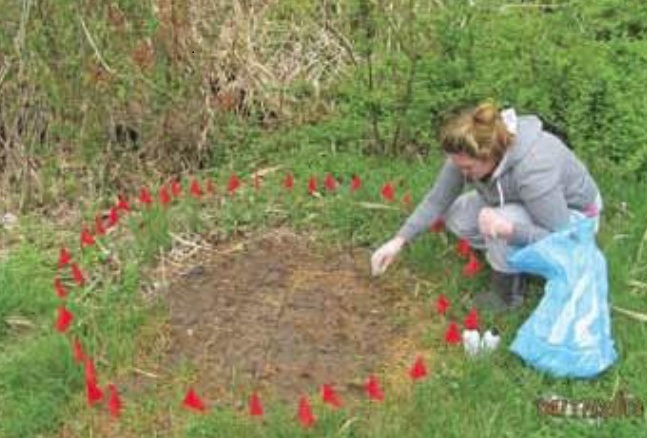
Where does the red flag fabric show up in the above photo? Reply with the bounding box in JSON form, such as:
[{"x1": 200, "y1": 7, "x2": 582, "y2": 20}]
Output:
[
  {"x1": 365, "y1": 375, "x2": 384, "y2": 401},
  {"x1": 171, "y1": 179, "x2": 183, "y2": 197},
  {"x1": 54, "y1": 278, "x2": 67, "y2": 298},
  {"x1": 248, "y1": 392, "x2": 264, "y2": 417},
  {"x1": 283, "y1": 173, "x2": 294, "y2": 191},
  {"x1": 435, "y1": 294, "x2": 450, "y2": 316},
  {"x1": 297, "y1": 396, "x2": 316, "y2": 428},
  {"x1": 139, "y1": 188, "x2": 153, "y2": 206},
  {"x1": 190, "y1": 179, "x2": 203, "y2": 198},
  {"x1": 108, "y1": 207, "x2": 119, "y2": 227},
  {"x1": 408, "y1": 356, "x2": 428, "y2": 381},
  {"x1": 463, "y1": 308, "x2": 480, "y2": 330},
  {"x1": 307, "y1": 176, "x2": 317, "y2": 195},
  {"x1": 462, "y1": 252, "x2": 482, "y2": 278},
  {"x1": 429, "y1": 218, "x2": 446, "y2": 233},
  {"x1": 58, "y1": 247, "x2": 72, "y2": 269},
  {"x1": 350, "y1": 175, "x2": 362, "y2": 192},
  {"x1": 445, "y1": 322, "x2": 462, "y2": 344},
  {"x1": 85, "y1": 357, "x2": 98, "y2": 383},
  {"x1": 94, "y1": 215, "x2": 106, "y2": 236},
  {"x1": 71, "y1": 263, "x2": 85, "y2": 286},
  {"x1": 321, "y1": 384, "x2": 343, "y2": 408},
  {"x1": 456, "y1": 238, "x2": 471, "y2": 258},
  {"x1": 107, "y1": 384, "x2": 123, "y2": 418},
  {"x1": 380, "y1": 182, "x2": 395, "y2": 202},
  {"x1": 117, "y1": 196, "x2": 130, "y2": 212},
  {"x1": 55, "y1": 306, "x2": 73, "y2": 332},
  {"x1": 159, "y1": 186, "x2": 171, "y2": 206},
  {"x1": 85, "y1": 358, "x2": 103, "y2": 406},
  {"x1": 227, "y1": 174, "x2": 241, "y2": 194},
  {"x1": 80, "y1": 229, "x2": 95, "y2": 247},
  {"x1": 324, "y1": 173, "x2": 337, "y2": 191},
  {"x1": 86, "y1": 380, "x2": 104, "y2": 406},
  {"x1": 73, "y1": 338, "x2": 85, "y2": 363},
  {"x1": 182, "y1": 388, "x2": 206, "y2": 412}
]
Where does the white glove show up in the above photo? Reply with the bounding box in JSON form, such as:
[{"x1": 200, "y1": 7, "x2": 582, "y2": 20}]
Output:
[
  {"x1": 478, "y1": 207, "x2": 513, "y2": 239},
  {"x1": 370, "y1": 236, "x2": 406, "y2": 276}
]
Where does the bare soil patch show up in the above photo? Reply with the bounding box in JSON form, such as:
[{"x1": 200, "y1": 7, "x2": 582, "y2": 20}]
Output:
[{"x1": 162, "y1": 228, "x2": 427, "y2": 404}]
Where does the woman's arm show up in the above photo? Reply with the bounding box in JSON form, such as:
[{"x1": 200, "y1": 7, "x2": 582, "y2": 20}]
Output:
[{"x1": 397, "y1": 159, "x2": 465, "y2": 242}]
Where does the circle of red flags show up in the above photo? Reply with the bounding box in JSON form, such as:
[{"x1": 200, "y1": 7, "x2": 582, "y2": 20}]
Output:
[{"x1": 49, "y1": 172, "x2": 487, "y2": 425}]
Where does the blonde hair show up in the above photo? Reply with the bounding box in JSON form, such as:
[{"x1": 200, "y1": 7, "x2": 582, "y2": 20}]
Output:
[{"x1": 439, "y1": 102, "x2": 514, "y2": 162}]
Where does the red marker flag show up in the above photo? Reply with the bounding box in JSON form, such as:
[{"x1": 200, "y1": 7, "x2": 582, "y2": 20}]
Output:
[
  {"x1": 58, "y1": 247, "x2": 72, "y2": 269},
  {"x1": 190, "y1": 179, "x2": 203, "y2": 198},
  {"x1": 108, "y1": 207, "x2": 119, "y2": 227},
  {"x1": 435, "y1": 294, "x2": 450, "y2": 316},
  {"x1": 248, "y1": 392, "x2": 264, "y2": 417},
  {"x1": 85, "y1": 358, "x2": 103, "y2": 406},
  {"x1": 182, "y1": 388, "x2": 206, "y2": 412},
  {"x1": 307, "y1": 176, "x2": 317, "y2": 195},
  {"x1": 171, "y1": 179, "x2": 183, "y2": 197},
  {"x1": 380, "y1": 182, "x2": 395, "y2": 202},
  {"x1": 86, "y1": 380, "x2": 104, "y2": 406},
  {"x1": 55, "y1": 306, "x2": 73, "y2": 332},
  {"x1": 117, "y1": 196, "x2": 131, "y2": 212},
  {"x1": 408, "y1": 356, "x2": 428, "y2": 381},
  {"x1": 139, "y1": 188, "x2": 153, "y2": 206},
  {"x1": 227, "y1": 174, "x2": 241, "y2": 194},
  {"x1": 321, "y1": 384, "x2": 343, "y2": 408},
  {"x1": 444, "y1": 322, "x2": 462, "y2": 344},
  {"x1": 350, "y1": 175, "x2": 362, "y2": 192},
  {"x1": 72, "y1": 338, "x2": 85, "y2": 363},
  {"x1": 464, "y1": 308, "x2": 480, "y2": 330},
  {"x1": 85, "y1": 356, "x2": 98, "y2": 383},
  {"x1": 283, "y1": 173, "x2": 294, "y2": 191},
  {"x1": 462, "y1": 252, "x2": 482, "y2": 278},
  {"x1": 456, "y1": 238, "x2": 471, "y2": 258},
  {"x1": 365, "y1": 375, "x2": 384, "y2": 401},
  {"x1": 107, "y1": 384, "x2": 123, "y2": 419},
  {"x1": 54, "y1": 278, "x2": 67, "y2": 298},
  {"x1": 159, "y1": 186, "x2": 171, "y2": 206},
  {"x1": 297, "y1": 396, "x2": 316, "y2": 428},
  {"x1": 80, "y1": 229, "x2": 95, "y2": 247},
  {"x1": 324, "y1": 173, "x2": 337, "y2": 191},
  {"x1": 71, "y1": 263, "x2": 85, "y2": 286}
]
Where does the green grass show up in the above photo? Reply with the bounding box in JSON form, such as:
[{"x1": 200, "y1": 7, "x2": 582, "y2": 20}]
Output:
[{"x1": 0, "y1": 146, "x2": 645, "y2": 437}]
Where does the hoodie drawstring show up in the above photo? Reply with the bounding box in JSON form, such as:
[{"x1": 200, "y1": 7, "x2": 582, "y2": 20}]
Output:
[{"x1": 496, "y1": 180, "x2": 504, "y2": 208}]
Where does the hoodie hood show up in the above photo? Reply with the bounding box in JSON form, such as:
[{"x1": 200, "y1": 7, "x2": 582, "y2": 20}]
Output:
[{"x1": 491, "y1": 114, "x2": 543, "y2": 180}]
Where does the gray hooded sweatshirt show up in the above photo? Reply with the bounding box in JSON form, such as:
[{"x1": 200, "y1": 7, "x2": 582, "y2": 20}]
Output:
[{"x1": 397, "y1": 115, "x2": 600, "y2": 246}]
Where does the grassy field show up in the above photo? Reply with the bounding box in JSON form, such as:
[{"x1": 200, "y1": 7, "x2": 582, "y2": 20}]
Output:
[{"x1": 1, "y1": 144, "x2": 645, "y2": 437}]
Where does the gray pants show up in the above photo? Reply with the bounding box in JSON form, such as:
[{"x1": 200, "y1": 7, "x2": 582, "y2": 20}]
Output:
[{"x1": 444, "y1": 191, "x2": 601, "y2": 274}]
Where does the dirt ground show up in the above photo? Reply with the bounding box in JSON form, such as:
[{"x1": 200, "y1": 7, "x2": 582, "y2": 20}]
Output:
[{"x1": 161, "y1": 228, "x2": 429, "y2": 405}]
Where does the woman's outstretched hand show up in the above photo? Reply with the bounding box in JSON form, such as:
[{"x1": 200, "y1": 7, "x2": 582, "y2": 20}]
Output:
[
  {"x1": 370, "y1": 236, "x2": 406, "y2": 276},
  {"x1": 478, "y1": 207, "x2": 514, "y2": 240}
]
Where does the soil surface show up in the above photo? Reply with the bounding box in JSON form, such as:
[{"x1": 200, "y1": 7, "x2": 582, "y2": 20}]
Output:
[{"x1": 163, "y1": 228, "x2": 423, "y2": 404}]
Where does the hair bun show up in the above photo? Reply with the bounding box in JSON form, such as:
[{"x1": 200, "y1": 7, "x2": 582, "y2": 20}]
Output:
[{"x1": 473, "y1": 102, "x2": 499, "y2": 126}]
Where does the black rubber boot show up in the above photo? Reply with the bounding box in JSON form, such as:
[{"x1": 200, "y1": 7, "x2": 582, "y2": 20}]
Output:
[{"x1": 473, "y1": 271, "x2": 527, "y2": 314}]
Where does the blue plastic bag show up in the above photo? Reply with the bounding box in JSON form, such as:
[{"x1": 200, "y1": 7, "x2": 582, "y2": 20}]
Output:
[{"x1": 506, "y1": 218, "x2": 618, "y2": 378}]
